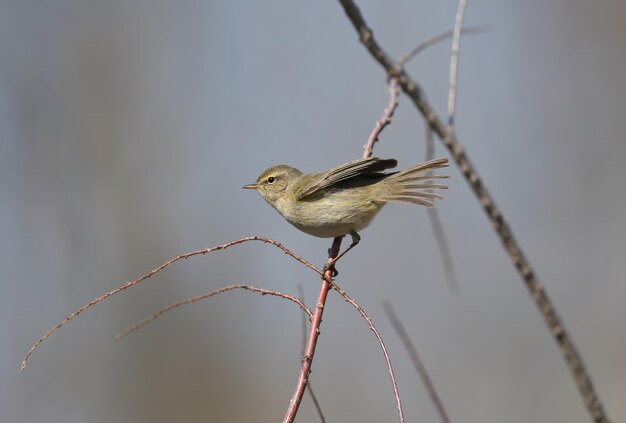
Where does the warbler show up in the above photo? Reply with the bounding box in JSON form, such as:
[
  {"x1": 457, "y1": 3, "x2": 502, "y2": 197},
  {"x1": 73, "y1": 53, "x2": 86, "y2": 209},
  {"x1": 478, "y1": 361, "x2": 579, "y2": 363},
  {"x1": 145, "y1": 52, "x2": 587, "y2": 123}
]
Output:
[{"x1": 242, "y1": 157, "x2": 449, "y2": 250}]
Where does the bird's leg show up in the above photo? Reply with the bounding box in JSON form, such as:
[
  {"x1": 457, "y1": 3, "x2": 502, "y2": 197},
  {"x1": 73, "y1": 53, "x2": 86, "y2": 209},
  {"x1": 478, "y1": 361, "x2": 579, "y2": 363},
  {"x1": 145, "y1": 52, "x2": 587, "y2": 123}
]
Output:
[{"x1": 323, "y1": 230, "x2": 361, "y2": 276}]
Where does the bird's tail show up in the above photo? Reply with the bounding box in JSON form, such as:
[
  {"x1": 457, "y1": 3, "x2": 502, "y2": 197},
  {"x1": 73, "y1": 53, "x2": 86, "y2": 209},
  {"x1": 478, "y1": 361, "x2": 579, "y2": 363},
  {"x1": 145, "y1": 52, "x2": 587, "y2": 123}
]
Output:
[{"x1": 381, "y1": 158, "x2": 449, "y2": 207}]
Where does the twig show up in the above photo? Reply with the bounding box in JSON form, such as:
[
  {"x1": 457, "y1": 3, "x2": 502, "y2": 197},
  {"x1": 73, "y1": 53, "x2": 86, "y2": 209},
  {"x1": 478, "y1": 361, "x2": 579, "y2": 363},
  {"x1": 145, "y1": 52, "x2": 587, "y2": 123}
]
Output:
[
  {"x1": 337, "y1": 1, "x2": 611, "y2": 422},
  {"x1": 399, "y1": 25, "x2": 488, "y2": 66},
  {"x1": 298, "y1": 286, "x2": 326, "y2": 423},
  {"x1": 115, "y1": 285, "x2": 313, "y2": 339},
  {"x1": 22, "y1": 236, "x2": 321, "y2": 371},
  {"x1": 383, "y1": 301, "x2": 450, "y2": 423},
  {"x1": 422, "y1": 0, "x2": 466, "y2": 294},
  {"x1": 447, "y1": 0, "x2": 468, "y2": 132},
  {"x1": 402, "y1": 22, "x2": 485, "y2": 292},
  {"x1": 284, "y1": 55, "x2": 404, "y2": 422},
  {"x1": 331, "y1": 281, "x2": 405, "y2": 423},
  {"x1": 284, "y1": 238, "x2": 341, "y2": 423},
  {"x1": 363, "y1": 77, "x2": 399, "y2": 158},
  {"x1": 426, "y1": 118, "x2": 459, "y2": 293}
]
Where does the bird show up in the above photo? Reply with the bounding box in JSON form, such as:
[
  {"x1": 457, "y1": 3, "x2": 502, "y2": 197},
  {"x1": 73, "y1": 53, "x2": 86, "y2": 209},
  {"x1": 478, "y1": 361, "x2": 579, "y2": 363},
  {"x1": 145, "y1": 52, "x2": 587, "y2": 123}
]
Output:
[{"x1": 242, "y1": 156, "x2": 449, "y2": 267}]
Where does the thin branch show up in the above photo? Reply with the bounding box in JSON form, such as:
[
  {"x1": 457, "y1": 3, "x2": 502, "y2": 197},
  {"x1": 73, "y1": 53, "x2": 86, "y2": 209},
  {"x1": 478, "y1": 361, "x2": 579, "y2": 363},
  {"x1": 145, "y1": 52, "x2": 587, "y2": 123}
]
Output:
[
  {"x1": 298, "y1": 286, "x2": 327, "y2": 423},
  {"x1": 22, "y1": 236, "x2": 321, "y2": 371},
  {"x1": 115, "y1": 285, "x2": 313, "y2": 339},
  {"x1": 422, "y1": 0, "x2": 467, "y2": 294},
  {"x1": 363, "y1": 77, "x2": 399, "y2": 158},
  {"x1": 383, "y1": 301, "x2": 450, "y2": 423},
  {"x1": 337, "y1": 1, "x2": 611, "y2": 422},
  {"x1": 284, "y1": 238, "x2": 341, "y2": 423},
  {"x1": 298, "y1": 286, "x2": 308, "y2": 354},
  {"x1": 399, "y1": 25, "x2": 488, "y2": 66},
  {"x1": 447, "y1": 0, "x2": 468, "y2": 131},
  {"x1": 284, "y1": 61, "x2": 405, "y2": 422},
  {"x1": 426, "y1": 123, "x2": 459, "y2": 293},
  {"x1": 330, "y1": 281, "x2": 405, "y2": 422}
]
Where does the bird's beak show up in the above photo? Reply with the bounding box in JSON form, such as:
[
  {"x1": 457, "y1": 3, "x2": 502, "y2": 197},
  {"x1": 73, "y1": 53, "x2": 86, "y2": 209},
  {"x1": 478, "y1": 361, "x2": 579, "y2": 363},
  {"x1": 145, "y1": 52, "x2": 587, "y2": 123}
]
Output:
[{"x1": 242, "y1": 183, "x2": 260, "y2": 190}]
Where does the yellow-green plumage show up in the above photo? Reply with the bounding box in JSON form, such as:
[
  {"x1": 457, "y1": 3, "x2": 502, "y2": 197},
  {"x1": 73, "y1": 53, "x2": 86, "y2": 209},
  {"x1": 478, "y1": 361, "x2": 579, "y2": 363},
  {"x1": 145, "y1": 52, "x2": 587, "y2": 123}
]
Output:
[{"x1": 243, "y1": 157, "x2": 448, "y2": 239}]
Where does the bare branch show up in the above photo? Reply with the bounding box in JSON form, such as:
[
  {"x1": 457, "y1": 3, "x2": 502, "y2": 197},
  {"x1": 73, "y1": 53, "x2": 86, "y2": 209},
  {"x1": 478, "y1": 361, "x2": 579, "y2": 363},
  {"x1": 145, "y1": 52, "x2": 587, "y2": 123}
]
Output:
[
  {"x1": 384, "y1": 301, "x2": 451, "y2": 423},
  {"x1": 447, "y1": 0, "x2": 468, "y2": 131},
  {"x1": 115, "y1": 285, "x2": 313, "y2": 339},
  {"x1": 284, "y1": 238, "x2": 341, "y2": 423},
  {"x1": 363, "y1": 77, "x2": 399, "y2": 159},
  {"x1": 22, "y1": 236, "x2": 321, "y2": 371},
  {"x1": 284, "y1": 48, "x2": 404, "y2": 422},
  {"x1": 331, "y1": 281, "x2": 404, "y2": 422},
  {"x1": 297, "y1": 286, "x2": 327, "y2": 423},
  {"x1": 399, "y1": 25, "x2": 488, "y2": 66},
  {"x1": 337, "y1": 1, "x2": 611, "y2": 422}
]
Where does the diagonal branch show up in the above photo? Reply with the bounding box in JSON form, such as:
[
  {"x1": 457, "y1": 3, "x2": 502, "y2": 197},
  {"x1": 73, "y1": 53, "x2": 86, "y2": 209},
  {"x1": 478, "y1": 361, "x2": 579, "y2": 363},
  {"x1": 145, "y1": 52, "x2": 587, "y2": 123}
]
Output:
[
  {"x1": 337, "y1": 1, "x2": 611, "y2": 422},
  {"x1": 284, "y1": 238, "x2": 342, "y2": 423},
  {"x1": 297, "y1": 286, "x2": 327, "y2": 423},
  {"x1": 363, "y1": 77, "x2": 399, "y2": 158}
]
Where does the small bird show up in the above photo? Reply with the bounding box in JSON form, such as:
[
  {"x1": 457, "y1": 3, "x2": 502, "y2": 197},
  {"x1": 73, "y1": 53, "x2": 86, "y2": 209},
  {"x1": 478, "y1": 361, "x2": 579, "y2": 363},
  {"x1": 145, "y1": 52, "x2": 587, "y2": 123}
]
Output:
[{"x1": 243, "y1": 157, "x2": 449, "y2": 263}]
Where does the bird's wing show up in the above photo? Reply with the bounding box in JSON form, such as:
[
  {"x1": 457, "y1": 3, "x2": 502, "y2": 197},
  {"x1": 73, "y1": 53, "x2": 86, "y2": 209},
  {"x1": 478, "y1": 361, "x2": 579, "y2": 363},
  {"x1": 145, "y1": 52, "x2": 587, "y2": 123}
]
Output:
[{"x1": 296, "y1": 157, "x2": 397, "y2": 200}]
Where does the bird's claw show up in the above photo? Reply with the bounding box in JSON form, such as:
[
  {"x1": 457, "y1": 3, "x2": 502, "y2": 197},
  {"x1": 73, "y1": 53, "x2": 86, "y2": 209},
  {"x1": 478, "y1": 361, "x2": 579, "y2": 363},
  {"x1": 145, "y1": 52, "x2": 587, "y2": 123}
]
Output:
[{"x1": 322, "y1": 262, "x2": 339, "y2": 277}]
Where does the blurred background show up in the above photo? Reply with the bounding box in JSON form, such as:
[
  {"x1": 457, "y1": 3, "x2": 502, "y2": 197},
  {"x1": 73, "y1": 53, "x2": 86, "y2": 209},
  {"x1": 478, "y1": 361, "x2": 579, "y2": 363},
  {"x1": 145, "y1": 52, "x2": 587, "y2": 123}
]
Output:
[{"x1": 2, "y1": 1, "x2": 625, "y2": 422}]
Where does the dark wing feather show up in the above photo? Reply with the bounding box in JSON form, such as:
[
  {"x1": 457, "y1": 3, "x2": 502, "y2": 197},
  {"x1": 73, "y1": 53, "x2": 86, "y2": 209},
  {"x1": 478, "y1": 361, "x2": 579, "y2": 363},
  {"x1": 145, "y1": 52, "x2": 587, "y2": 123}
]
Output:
[{"x1": 296, "y1": 157, "x2": 397, "y2": 200}]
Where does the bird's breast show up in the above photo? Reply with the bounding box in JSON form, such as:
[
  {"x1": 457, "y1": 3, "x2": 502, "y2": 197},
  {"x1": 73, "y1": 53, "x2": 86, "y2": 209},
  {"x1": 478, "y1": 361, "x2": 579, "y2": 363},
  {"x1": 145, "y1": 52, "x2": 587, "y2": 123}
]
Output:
[{"x1": 271, "y1": 189, "x2": 384, "y2": 238}]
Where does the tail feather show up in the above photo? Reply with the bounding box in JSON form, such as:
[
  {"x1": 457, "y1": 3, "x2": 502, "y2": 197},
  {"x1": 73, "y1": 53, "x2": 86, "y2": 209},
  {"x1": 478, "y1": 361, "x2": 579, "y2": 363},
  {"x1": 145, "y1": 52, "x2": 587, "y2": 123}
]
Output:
[
  {"x1": 393, "y1": 158, "x2": 448, "y2": 177},
  {"x1": 399, "y1": 174, "x2": 449, "y2": 182},
  {"x1": 388, "y1": 196, "x2": 436, "y2": 208},
  {"x1": 383, "y1": 158, "x2": 448, "y2": 207},
  {"x1": 400, "y1": 191, "x2": 444, "y2": 200},
  {"x1": 402, "y1": 184, "x2": 448, "y2": 190}
]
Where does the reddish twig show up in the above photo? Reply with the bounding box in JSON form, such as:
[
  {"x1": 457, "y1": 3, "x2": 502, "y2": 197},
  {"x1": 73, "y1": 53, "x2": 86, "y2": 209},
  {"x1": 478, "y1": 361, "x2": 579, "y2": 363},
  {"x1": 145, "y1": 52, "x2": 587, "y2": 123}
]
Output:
[
  {"x1": 115, "y1": 285, "x2": 313, "y2": 340},
  {"x1": 22, "y1": 236, "x2": 321, "y2": 371},
  {"x1": 363, "y1": 77, "x2": 399, "y2": 158},
  {"x1": 297, "y1": 286, "x2": 327, "y2": 423},
  {"x1": 384, "y1": 301, "x2": 450, "y2": 423},
  {"x1": 284, "y1": 59, "x2": 404, "y2": 422},
  {"x1": 337, "y1": 1, "x2": 611, "y2": 422},
  {"x1": 284, "y1": 238, "x2": 341, "y2": 423}
]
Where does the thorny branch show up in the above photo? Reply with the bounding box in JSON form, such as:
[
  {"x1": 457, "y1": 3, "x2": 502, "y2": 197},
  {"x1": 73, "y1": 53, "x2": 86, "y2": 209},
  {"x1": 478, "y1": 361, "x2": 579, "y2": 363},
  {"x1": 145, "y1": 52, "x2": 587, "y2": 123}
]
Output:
[
  {"x1": 298, "y1": 286, "x2": 326, "y2": 423},
  {"x1": 337, "y1": 0, "x2": 611, "y2": 422},
  {"x1": 284, "y1": 35, "x2": 406, "y2": 422},
  {"x1": 284, "y1": 238, "x2": 342, "y2": 423},
  {"x1": 22, "y1": 236, "x2": 321, "y2": 370},
  {"x1": 363, "y1": 77, "x2": 399, "y2": 158}
]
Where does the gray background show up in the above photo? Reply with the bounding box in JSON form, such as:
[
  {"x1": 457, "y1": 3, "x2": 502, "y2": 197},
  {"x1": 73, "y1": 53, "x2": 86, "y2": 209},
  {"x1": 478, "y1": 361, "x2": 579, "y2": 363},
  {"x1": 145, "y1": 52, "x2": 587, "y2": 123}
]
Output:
[{"x1": 2, "y1": 1, "x2": 624, "y2": 422}]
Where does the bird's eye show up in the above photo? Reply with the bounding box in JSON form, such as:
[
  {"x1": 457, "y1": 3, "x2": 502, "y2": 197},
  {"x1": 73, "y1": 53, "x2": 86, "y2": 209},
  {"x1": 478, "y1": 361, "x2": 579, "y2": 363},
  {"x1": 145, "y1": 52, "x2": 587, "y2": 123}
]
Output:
[{"x1": 267, "y1": 176, "x2": 276, "y2": 184}]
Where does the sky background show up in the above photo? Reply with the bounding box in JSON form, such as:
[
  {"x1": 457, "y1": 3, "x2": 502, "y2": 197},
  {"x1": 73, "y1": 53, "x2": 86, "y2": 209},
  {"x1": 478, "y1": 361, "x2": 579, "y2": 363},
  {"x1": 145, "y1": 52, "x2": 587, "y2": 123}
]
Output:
[{"x1": 2, "y1": 1, "x2": 625, "y2": 422}]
